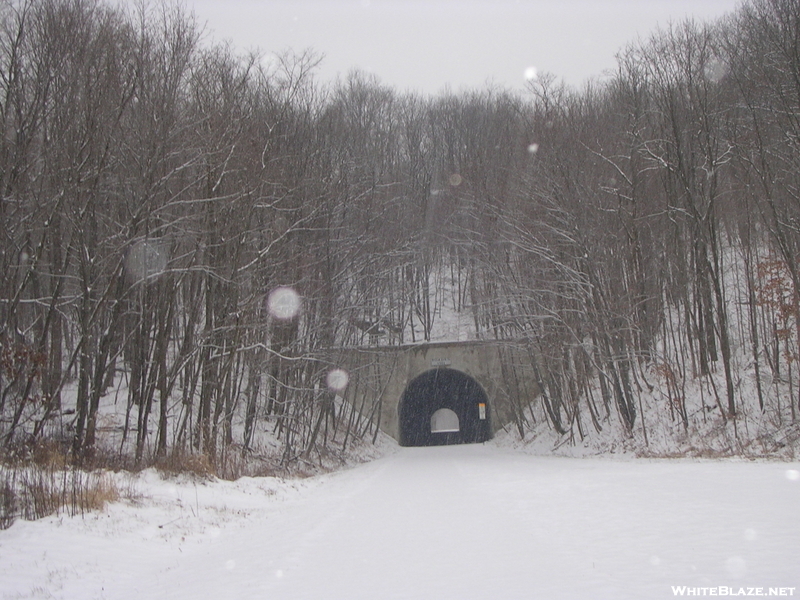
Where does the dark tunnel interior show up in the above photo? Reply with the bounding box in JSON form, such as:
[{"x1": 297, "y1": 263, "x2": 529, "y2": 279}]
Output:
[{"x1": 398, "y1": 368, "x2": 492, "y2": 447}]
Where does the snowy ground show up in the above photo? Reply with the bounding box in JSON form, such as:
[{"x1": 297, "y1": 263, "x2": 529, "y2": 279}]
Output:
[{"x1": 1, "y1": 442, "x2": 799, "y2": 600}]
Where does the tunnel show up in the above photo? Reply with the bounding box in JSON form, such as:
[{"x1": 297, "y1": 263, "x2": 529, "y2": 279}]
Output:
[{"x1": 398, "y1": 368, "x2": 492, "y2": 446}]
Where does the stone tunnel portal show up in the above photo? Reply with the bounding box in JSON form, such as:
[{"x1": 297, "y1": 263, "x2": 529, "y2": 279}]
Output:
[{"x1": 398, "y1": 368, "x2": 492, "y2": 447}]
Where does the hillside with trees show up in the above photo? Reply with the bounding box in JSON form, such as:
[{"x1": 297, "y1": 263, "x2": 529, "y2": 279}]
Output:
[{"x1": 1, "y1": 0, "x2": 799, "y2": 470}]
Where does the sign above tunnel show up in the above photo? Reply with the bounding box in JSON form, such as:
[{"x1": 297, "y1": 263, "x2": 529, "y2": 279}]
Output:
[{"x1": 431, "y1": 358, "x2": 451, "y2": 367}]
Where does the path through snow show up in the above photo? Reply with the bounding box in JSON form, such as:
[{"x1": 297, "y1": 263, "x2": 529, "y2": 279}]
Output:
[{"x1": 1, "y1": 444, "x2": 799, "y2": 599}]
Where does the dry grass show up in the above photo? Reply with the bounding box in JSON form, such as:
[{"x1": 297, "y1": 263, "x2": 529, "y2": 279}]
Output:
[
  {"x1": 0, "y1": 437, "x2": 289, "y2": 530},
  {"x1": 0, "y1": 478, "x2": 16, "y2": 530},
  {"x1": 154, "y1": 450, "x2": 216, "y2": 479},
  {"x1": 213, "y1": 445, "x2": 283, "y2": 480},
  {"x1": 0, "y1": 440, "x2": 129, "y2": 530},
  {"x1": 154, "y1": 446, "x2": 283, "y2": 481}
]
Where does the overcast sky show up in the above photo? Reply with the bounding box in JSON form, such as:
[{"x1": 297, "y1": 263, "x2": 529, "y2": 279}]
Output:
[{"x1": 171, "y1": 0, "x2": 743, "y2": 95}]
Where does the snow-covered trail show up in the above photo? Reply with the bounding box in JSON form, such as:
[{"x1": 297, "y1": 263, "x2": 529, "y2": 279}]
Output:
[{"x1": 2, "y1": 444, "x2": 799, "y2": 599}]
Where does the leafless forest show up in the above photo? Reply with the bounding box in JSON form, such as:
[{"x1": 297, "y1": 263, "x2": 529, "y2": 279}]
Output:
[{"x1": 1, "y1": 0, "x2": 799, "y2": 467}]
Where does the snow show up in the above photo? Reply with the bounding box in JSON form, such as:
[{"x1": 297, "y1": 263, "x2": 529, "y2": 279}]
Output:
[
  {"x1": 267, "y1": 286, "x2": 302, "y2": 320},
  {"x1": 326, "y1": 368, "x2": 350, "y2": 392},
  {"x1": 2, "y1": 443, "x2": 798, "y2": 599}
]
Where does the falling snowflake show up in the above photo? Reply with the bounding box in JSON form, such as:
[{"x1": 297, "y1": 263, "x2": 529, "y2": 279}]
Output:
[
  {"x1": 267, "y1": 287, "x2": 301, "y2": 320},
  {"x1": 326, "y1": 368, "x2": 349, "y2": 392},
  {"x1": 704, "y1": 57, "x2": 729, "y2": 83},
  {"x1": 725, "y1": 556, "x2": 747, "y2": 578},
  {"x1": 126, "y1": 240, "x2": 167, "y2": 282}
]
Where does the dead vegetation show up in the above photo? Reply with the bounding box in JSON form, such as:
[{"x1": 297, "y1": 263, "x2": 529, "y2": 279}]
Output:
[{"x1": 0, "y1": 440, "x2": 138, "y2": 530}]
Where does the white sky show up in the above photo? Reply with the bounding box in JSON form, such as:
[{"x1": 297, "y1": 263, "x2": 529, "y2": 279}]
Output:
[{"x1": 161, "y1": 0, "x2": 743, "y2": 95}]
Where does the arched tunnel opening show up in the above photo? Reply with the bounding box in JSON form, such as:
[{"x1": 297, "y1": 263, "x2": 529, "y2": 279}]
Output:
[{"x1": 398, "y1": 368, "x2": 492, "y2": 447}]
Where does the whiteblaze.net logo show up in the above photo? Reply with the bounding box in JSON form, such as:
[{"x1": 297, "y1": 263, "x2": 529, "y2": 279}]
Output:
[{"x1": 672, "y1": 587, "x2": 796, "y2": 597}]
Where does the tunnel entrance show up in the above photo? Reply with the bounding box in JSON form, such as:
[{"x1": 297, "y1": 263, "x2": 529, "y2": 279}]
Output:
[{"x1": 398, "y1": 368, "x2": 492, "y2": 446}]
